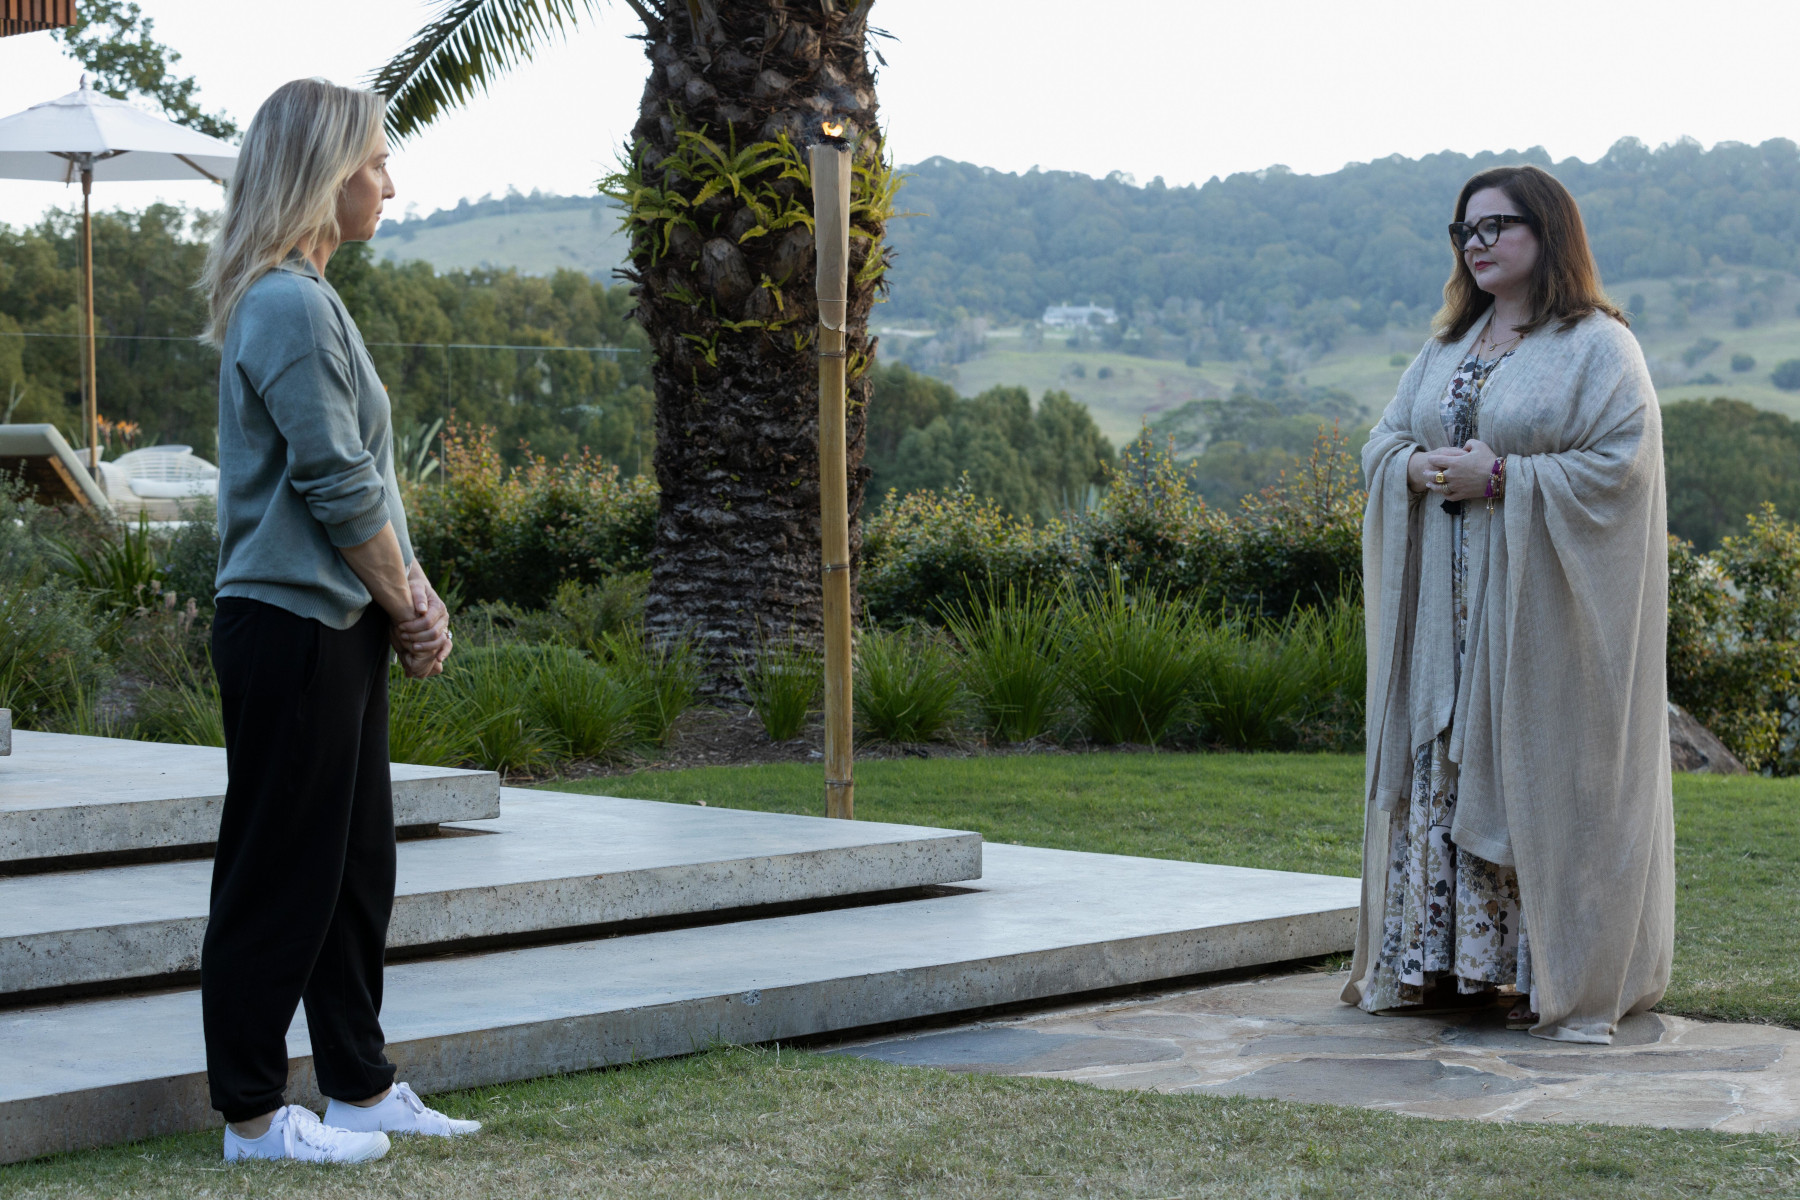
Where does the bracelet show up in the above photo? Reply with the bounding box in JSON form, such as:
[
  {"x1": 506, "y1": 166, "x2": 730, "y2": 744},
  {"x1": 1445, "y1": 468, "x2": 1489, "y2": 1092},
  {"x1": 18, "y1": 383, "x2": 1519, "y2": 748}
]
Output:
[{"x1": 1485, "y1": 456, "x2": 1506, "y2": 511}]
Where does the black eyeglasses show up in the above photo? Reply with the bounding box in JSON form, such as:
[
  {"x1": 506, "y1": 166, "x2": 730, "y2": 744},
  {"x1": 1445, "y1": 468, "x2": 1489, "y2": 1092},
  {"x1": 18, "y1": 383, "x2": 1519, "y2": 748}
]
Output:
[{"x1": 1448, "y1": 214, "x2": 1531, "y2": 250}]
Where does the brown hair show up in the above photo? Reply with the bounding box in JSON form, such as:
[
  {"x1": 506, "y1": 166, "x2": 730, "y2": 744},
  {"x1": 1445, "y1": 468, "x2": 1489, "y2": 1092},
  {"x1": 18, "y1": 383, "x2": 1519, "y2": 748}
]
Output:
[{"x1": 1433, "y1": 164, "x2": 1625, "y2": 343}]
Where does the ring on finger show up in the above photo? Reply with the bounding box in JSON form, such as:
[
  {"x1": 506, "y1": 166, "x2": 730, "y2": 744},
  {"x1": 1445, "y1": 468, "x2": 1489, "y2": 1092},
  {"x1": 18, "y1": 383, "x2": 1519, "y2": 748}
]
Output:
[{"x1": 1434, "y1": 471, "x2": 1446, "y2": 485}]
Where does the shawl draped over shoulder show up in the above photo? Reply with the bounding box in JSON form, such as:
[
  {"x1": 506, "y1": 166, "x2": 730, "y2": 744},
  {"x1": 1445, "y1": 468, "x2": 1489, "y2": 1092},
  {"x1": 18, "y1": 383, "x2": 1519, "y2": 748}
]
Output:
[{"x1": 1342, "y1": 312, "x2": 1675, "y2": 1044}]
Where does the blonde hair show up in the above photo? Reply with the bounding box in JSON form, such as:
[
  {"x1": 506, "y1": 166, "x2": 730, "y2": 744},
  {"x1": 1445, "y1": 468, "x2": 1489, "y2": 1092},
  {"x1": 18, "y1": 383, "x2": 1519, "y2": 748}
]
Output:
[{"x1": 200, "y1": 78, "x2": 386, "y2": 346}]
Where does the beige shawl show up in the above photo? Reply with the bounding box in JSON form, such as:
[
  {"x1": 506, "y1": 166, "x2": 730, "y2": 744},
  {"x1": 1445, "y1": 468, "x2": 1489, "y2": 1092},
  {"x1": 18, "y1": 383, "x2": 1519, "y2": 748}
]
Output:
[{"x1": 1343, "y1": 312, "x2": 1675, "y2": 1044}]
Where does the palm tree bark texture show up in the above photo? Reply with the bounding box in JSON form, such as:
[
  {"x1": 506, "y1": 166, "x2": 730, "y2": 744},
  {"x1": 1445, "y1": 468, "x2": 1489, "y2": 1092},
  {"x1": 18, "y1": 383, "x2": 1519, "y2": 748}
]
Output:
[
  {"x1": 617, "y1": 3, "x2": 890, "y2": 689},
  {"x1": 372, "y1": 0, "x2": 895, "y2": 691}
]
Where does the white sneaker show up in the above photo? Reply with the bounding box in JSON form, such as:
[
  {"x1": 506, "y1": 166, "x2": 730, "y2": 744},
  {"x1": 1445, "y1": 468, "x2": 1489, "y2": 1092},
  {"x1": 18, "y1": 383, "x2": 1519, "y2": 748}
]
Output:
[
  {"x1": 223, "y1": 1104, "x2": 390, "y2": 1163},
  {"x1": 324, "y1": 1082, "x2": 482, "y2": 1138}
]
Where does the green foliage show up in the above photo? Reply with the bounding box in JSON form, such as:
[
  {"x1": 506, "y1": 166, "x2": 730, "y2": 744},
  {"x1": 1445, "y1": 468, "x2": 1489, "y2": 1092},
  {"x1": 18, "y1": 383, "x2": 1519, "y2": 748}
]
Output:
[
  {"x1": 0, "y1": 215, "x2": 651, "y2": 467},
  {"x1": 1062, "y1": 574, "x2": 1207, "y2": 746},
  {"x1": 1773, "y1": 358, "x2": 1800, "y2": 390},
  {"x1": 861, "y1": 481, "x2": 1082, "y2": 626},
  {"x1": 942, "y1": 584, "x2": 1069, "y2": 744},
  {"x1": 407, "y1": 422, "x2": 658, "y2": 608},
  {"x1": 51, "y1": 512, "x2": 161, "y2": 615},
  {"x1": 885, "y1": 139, "x2": 1800, "y2": 324},
  {"x1": 386, "y1": 668, "x2": 474, "y2": 768},
  {"x1": 1193, "y1": 620, "x2": 1310, "y2": 751},
  {"x1": 867, "y1": 364, "x2": 1115, "y2": 521},
  {"x1": 1283, "y1": 595, "x2": 1368, "y2": 752},
  {"x1": 739, "y1": 629, "x2": 821, "y2": 743},
  {"x1": 853, "y1": 626, "x2": 965, "y2": 744},
  {"x1": 0, "y1": 481, "x2": 109, "y2": 728},
  {"x1": 597, "y1": 631, "x2": 702, "y2": 748},
  {"x1": 526, "y1": 646, "x2": 642, "y2": 763},
  {"x1": 439, "y1": 645, "x2": 563, "y2": 774},
  {"x1": 1662, "y1": 398, "x2": 1800, "y2": 550},
  {"x1": 56, "y1": 0, "x2": 238, "y2": 139},
  {"x1": 1668, "y1": 508, "x2": 1800, "y2": 773},
  {"x1": 157, "y1": 501, "x2": 221, "y2": 610}
]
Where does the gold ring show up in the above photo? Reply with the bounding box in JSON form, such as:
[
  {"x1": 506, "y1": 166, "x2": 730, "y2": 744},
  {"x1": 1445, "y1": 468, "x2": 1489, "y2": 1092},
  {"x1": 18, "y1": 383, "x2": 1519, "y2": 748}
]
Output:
[{"x1": 1434, "y1": 471, "x2": 1446, "y2": 485}]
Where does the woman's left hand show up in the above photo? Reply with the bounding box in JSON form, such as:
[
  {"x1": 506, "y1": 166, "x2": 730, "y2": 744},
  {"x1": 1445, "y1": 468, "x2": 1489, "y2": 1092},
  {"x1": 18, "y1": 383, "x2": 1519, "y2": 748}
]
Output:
[{"x1": 1421, "y1": 439, "x2": 1501, "y2": 502}]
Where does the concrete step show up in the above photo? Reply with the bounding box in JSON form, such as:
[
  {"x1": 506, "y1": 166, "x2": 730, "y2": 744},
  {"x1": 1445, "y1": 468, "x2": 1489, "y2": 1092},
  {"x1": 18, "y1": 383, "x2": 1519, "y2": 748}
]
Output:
[
  {"x1": 0, "y1": 789, "x2": 982, "y2": 999},
  {"x1": 0, "y1": 842, "x2": 1358, "y2": 1163},
  {"x1": 0, "y1": 731, "x2": 499, "y2": 865}
]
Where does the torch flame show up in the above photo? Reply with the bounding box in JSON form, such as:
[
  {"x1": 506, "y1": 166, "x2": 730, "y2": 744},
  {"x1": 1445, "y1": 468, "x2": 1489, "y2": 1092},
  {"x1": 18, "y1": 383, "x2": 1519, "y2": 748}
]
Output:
[{"x1": 821, "y1": 120, "x2": 845, "y2": 138}]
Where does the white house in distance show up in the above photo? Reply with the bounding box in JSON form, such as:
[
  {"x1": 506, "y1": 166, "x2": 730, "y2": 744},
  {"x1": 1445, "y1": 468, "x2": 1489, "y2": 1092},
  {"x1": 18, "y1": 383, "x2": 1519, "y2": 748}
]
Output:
[{"x1": 1042, "y1": 304, "x2": 1118, "y2": 328}]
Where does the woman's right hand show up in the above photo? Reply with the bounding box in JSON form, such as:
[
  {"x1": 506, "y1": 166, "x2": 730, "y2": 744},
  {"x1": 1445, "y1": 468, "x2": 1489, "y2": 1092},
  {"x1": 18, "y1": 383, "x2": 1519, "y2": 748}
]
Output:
[{"x1": 1406, "y1": 447, "x2": 1434, "y2": 494}]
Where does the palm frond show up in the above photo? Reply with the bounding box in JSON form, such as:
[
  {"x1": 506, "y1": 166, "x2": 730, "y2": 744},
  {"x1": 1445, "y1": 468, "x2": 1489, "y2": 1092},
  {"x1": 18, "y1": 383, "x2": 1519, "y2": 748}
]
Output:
[{"x1": 370, "y1": 0, "x2": 642, "y2": 141}]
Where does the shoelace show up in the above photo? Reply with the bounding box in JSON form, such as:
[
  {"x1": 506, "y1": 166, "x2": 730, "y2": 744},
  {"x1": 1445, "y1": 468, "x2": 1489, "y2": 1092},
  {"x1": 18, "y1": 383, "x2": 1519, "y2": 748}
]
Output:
[
  {"x1": 280, "y1": 1106, "x2": 338, "y2": 1158},
  {"x1": 390, "y1": 1083, "x2": 452, "y2": 1134}
]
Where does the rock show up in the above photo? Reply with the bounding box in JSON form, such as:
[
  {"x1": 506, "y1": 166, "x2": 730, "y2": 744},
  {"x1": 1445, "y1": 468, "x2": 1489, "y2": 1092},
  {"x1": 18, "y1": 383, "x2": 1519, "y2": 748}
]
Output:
[{"x1": 1669, "y1": 702, "x2": 1746, "y2": 774}]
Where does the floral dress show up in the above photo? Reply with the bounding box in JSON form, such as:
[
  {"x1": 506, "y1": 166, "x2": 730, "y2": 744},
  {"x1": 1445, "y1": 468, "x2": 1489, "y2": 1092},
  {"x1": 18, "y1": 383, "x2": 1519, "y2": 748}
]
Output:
[{"x1": 1358, "y1": 348, "x2": 1535, "y2": 1013}]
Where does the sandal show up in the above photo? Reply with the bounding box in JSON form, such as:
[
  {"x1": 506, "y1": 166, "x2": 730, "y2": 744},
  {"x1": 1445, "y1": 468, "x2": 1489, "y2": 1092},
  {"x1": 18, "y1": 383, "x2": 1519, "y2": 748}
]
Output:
[{"x1": 1505, "y1": 1002, "x2": 1538, "y2": 1030}]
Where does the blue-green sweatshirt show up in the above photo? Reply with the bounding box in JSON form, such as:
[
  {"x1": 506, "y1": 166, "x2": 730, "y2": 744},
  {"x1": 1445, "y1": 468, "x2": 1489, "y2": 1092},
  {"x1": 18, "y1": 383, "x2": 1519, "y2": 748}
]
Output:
[{"x1": 214, "y1": 253, "x2": 414, "y2": 629}]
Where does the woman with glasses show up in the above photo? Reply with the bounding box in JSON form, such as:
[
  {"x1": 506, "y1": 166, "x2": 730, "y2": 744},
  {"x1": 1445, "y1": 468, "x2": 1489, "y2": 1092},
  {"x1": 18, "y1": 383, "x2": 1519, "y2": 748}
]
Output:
[{"x1": 1343, "y1": 165, "x2": 1673, "y2": 1043}]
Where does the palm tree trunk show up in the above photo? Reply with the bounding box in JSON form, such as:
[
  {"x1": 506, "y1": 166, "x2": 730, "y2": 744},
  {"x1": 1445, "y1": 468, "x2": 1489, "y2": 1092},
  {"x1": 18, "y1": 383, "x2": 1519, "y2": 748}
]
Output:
[{"x1": 619, "y1": 1, "x2": 890, "y2": 688}]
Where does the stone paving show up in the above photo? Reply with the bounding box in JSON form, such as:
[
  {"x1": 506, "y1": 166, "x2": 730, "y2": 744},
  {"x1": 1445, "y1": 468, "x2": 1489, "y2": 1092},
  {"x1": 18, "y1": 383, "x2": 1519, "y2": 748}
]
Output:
[{"x1": 829, "y1": 970, "x2": 1800, "y2": 1132}]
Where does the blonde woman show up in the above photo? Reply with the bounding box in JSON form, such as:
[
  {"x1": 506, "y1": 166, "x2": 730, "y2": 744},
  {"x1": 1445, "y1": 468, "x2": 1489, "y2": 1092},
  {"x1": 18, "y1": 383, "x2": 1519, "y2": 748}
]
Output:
[
  {"x1": 1346, "y1": 165, "x2": 1674, "y2": 1044},
  {"x1": 200, "y1": 78, "x2": 474, "y2": 1163}
]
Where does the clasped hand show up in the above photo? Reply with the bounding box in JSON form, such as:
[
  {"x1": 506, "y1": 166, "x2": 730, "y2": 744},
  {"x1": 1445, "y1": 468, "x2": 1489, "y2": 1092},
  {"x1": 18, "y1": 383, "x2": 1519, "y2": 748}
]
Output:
[
  {"x1": 1408, "y1": 440, "x2": 1499, "y2": 502},
  {"x1": 390, "y1": 564, "x2": 451, "y2": 679}
]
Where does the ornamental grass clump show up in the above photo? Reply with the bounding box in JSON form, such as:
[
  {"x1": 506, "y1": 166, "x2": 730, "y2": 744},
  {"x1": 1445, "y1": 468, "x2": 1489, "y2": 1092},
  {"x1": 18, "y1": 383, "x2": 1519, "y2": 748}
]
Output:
[
  {"x1": 526, "y1": 646, "x2": 642, "y2": 763},
  {"x1": 942, "y1": 583, "x2": 1068, "y2": 743},
  {"x1": 599, "y1": 629, "x2": 702, "y2": 748},
  {"x1": 1193, "y1": 619, "x2": 1310, "y2": 750},
  {"x1": 439, "y1": 645, "x2": 562, "y2": 774},
  {"x1": 1062, "y1": 572, "x2": 1205, "y2": 746},
  {"x1": 853, "y1": 626, "x2": 965, "y2": 743},
  {"x1": 739, "y1": 628, "x2": 821, "y2": 742},
  {"x1": 386, "y1": 666, "x2": 474, "y2": 768}
]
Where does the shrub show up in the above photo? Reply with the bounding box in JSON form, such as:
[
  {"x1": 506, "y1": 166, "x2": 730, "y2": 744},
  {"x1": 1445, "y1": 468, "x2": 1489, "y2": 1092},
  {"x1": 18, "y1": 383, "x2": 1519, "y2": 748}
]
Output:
[
  {"x1": 1772, "y1": 360, "x2": 1800, "y2": 391},
  {"x1": 1668, "y1": 508, "x2": 1800, "y2": 773},
  {"x1": 407, "y1": 422, "x2": 657, "y2": 609},
  {"x1": 0, "y1": 480, "x2": 110, "y2": 728},
  {"x1": 526, "y1": 646, "x2": 642, "y2": 763},
  {"x1": 942, "y1": 583, "x2": 1068, "y2": 743},
  {"x1": 739, "y1": 628, "x2": 821, "y2": 742},
  {"x1": 129, "y1": 627, "x2": 224, "y2": 749},
  {"x1": 853, "y1": 626, "x2": 964, "y2": 743},
  {"x1": 159, "y1": 502, "x2": 221, "y2": 610},
  {"x1": 52, "y1": 511, "x2": 161, "y2": 616},
  {"x1": 1731, "y1": 353, "x2": 1756, "y2": 373},
  {"x1": 437, "y1": 646, "x2": 563, "y2": 774},
  {"x1": 1062, "y1": 573, "x2": 1206, "y2": 746},
  {"x1": 599, "y1": 630, "x2": 702, "y2": 747},
  {"x1": 387, "y1": 668, "x2": 475, "y2": 768},
  {"x1": 1193, "y1": 619, "x2": 1310, "y2": 750},
  {"x1": 861, "y1": 479, "x2": 1081, "y2": 625},
  {"x1": 1283, "y1": 595, "x2": 1367, "y2": 751}
]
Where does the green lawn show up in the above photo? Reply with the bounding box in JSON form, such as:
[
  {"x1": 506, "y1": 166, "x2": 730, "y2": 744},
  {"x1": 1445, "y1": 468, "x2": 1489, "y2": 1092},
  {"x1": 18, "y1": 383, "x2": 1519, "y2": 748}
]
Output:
[
  {"x1": 8, "y1": 753, "x2": 1796, "y2": 1196},
  {"x1": 7, "y1": 1046, "x2": 1795, "y2": 1199},
  {"x1": 560, "y1": 753, "x2": 1800, "y2": 1029}
]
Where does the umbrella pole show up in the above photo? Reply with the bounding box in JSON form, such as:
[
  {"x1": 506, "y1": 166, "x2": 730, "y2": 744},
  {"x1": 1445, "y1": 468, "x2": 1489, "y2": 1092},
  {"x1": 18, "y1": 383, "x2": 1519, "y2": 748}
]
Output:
[{"x1": 80, "y1": 165, "x2": 97, "y2": 475}]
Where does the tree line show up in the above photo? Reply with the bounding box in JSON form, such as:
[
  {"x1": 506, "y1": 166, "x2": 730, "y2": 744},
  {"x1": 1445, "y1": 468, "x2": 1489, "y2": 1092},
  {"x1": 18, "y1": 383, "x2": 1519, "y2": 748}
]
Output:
[
  {"x1": 882, "y1": 138, "x2": 1800, "y2": 331},
  {"x1": 0, "y1": 207, "x2": 652, "y2": 468}
]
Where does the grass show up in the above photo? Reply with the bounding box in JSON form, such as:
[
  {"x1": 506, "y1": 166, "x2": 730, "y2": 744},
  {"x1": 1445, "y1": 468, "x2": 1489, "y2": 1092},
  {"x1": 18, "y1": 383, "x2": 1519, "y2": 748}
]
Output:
[
  {"x1": 7, "y1": 754, "x2": 1799, "y2": 1193},
  {"x1": 565, "y1": 754, "x2": 1800, "y2": 1025},
  {"x1": 6, "y1": 1045, "x2": 1797, "y2": 1198}
]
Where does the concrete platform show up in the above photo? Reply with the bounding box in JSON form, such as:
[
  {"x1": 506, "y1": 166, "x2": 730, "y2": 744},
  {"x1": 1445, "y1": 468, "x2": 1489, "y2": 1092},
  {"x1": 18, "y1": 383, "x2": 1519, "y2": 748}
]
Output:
[
  {"x1": 0, "y1": 731, "x2": 500, "y2": 864},
  {"x1": 831, "y1": 971, "x2": 1800, "y2": 1134},
  {"x1": 0, "y1": 843, "x2": 1357, "y2": 1162},
  {"x1": 0, "y1": 788, "x2": 983, "y2": 997}
]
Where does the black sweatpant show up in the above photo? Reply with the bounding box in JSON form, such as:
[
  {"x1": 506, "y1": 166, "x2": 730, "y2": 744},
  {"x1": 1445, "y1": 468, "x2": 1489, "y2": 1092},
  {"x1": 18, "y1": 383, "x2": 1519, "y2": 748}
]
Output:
[{"x1": 203, "y1": 598, "x2": 398, "y2": 1122}]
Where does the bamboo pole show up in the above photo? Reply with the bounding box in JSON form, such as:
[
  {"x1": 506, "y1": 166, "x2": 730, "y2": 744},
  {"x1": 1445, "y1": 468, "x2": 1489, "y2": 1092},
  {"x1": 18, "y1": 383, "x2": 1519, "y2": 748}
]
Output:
[
  {"x1": 81, "y1": 163, "x2": 97, "y2": 474},
  {"x1": 810, "y1": 134, "x2": 854, "y2": 820}
]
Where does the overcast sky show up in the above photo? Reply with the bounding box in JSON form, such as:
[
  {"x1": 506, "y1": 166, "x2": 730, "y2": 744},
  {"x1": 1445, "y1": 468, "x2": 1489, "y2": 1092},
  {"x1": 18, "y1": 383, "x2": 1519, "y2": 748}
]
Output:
[{"x1": 0, "y1": 0, "x2": 1794, "y2": 229}]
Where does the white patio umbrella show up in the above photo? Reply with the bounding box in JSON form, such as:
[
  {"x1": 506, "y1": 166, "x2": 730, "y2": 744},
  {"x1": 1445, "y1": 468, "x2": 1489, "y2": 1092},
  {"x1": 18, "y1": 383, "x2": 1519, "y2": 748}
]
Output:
[{"x1": 0, "y1": 80, "x2": 237, "y2": 472}]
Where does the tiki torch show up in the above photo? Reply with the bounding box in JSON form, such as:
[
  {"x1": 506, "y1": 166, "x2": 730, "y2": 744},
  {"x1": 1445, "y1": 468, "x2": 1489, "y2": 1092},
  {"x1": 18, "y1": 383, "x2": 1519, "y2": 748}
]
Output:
[{"x1": 810, "y1": 122, "x2": 854, "y2": 820}]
